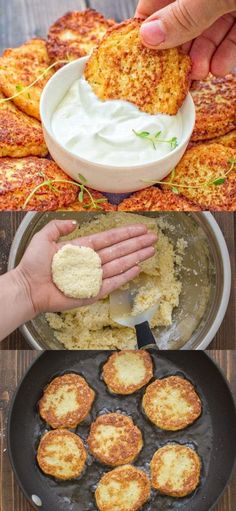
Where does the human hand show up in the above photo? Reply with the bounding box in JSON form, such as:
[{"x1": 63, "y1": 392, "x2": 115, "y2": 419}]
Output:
[
  {"x1": 135, "y1": 0, "x2": 236, "y2": 79},
  {"x1": 15, "y1": 219, "x2": 157, "y2": 314}
]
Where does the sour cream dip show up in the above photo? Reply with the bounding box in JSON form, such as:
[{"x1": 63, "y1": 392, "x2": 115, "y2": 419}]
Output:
[{"x1": 51, "y1": 77, "x2": 183, "y2": 167}]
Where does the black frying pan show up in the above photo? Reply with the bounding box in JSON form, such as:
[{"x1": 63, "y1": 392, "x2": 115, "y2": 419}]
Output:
[{"x1": 8, "y1": 351, "x2": 236, "y2": 511}]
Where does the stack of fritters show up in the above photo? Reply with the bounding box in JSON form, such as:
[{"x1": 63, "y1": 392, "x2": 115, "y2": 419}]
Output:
[{"x1": 0, "y1": 9, "x2": 235, "y2": 211}]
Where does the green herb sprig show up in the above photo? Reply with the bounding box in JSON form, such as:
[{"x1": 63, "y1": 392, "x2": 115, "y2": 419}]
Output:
[
  {"x1": 0, "y1": 60, "x2": 69, "y2": 105},
  {"x1": 141, "y1": 157, "x2": 236, "y2": 193},
  {"x1": 23, "y1": 173, "x2": 107, "y2": 210},
  {"x1": 133, "y1": 129, "x2": 178, "y2": 150}
]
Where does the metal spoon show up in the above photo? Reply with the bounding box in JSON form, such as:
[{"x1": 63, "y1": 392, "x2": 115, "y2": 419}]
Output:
[{"x1": 109, "y1": 277, "x2": 159, "y2": 349}]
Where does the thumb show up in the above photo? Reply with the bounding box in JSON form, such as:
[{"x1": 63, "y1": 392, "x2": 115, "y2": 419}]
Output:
[
  {"x1": 140, "y1": 0, "x2": 227, "y2": 49},
  {"x1": 39, "y1": 219, "x2": 78, "y2": 242}
]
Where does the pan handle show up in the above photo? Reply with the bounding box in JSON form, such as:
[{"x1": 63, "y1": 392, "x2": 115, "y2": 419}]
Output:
[{"x1": 135, "y1": 321, "x2": 158, "y2": 349}]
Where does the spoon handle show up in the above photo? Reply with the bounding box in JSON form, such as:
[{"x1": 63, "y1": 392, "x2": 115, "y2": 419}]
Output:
[{"x1": 135, "y1": 321, "x2": 158, "y2": 349}]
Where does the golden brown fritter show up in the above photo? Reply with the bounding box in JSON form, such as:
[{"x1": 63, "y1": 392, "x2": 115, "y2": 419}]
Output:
[
  {"x1": 60, "y1": 190, "x2": 116, "y2": 211},
  {"x1": 37, "y1": 429, "x2": 87, "y2": 480},
  {"x1": 95, "y1": 465, "x2": 151, "y2": 511},
  {"x1": 162, "y1": 143, "x2": 236, "y2": 211},
  {"x1": 142, "y1": 376, "x2": 202, "y2": 430},
  {"x1": 47, "y1": 9, "x2": 115, "y2": 67},
  {"x1": 38, "y1": 373, "x2": 95, "y2": 429},
  {"x1": 88, "y1": 413, "x2": 143, "y2": 466},
  {"x1": 0, "y1": 91, "x2": 48, "y2": 157},
  {"x1": 0, "y1": 38, "x2": 54, "y2": 120},
  {"x1": 151, "y1": 444, "x2": 201, "y2": 497},
  {"x1": 118, "y1": 186, "x2": 201, "y2": 211},
  {"x1": 102, "y1": 350, "x2": 153, "y2": 395},
  {"x1": 0, "y1": 157, "x2": 79, "y2": 210},
  {"x1": 191, "y1": 74, "x2": 236, "y2": 141},
  {"x1": 210, "y1": 130, "x2": 236, "y2": 150},
  {"x1": 85, "y1": 18, "x2": 191, "y2": 115}
]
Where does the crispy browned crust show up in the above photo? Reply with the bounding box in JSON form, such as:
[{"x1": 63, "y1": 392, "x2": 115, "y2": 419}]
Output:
[
  {"x1": 118, "y1": 186, "x2": 201, "y2": 212},
  {"x1": 47, "y1": 9, "x2": 115, "y2": 67},
  {"x1": 102, "y1": 350, "x2": 153, "y2": 395},
  {"x1": 0, "y1": 157, "x2": 79, "y2": 210},
  {"x1": 38, "y1": 373, "x2": 95, "y2": 428},
  {"x1": 60, "y1": 190, "x2": 117, "y2": 211},
  {"x1": 191, "y1": 74, "x2": 236, "y2": 141},
  {"x1": 151, "y1": 444, "x2": 201, "y2": 497},
  {"x1": 209, "y1": 130, "x2": 236, "y2": 150},
  {"x1": 95, "y1": 465, "x2": 151, "y2": 511},
  {"x1": 142, "y1": 376, "x2": 202, "y2": 430},
  {"x1": 88, "y1": 413, "x2": 143, "y2": 466},
  {"x1": 37, "y1": 429, "x2": 87, "y2": 480},
  {"x1": 0, "y1": 38, "x2": 54, "y2": 120},
  {"x1": 162, "y1": 143, "x2": 236, "y2": 211},
  {"x1": 189, "y1": 130, "x2": 236, "y2": 150},
  {"x1": 0, "y1": 91, "x2": 48, "y2": 157},
  {"x1": 85, "y1": 18, "x2": 191, "y2": 115}
]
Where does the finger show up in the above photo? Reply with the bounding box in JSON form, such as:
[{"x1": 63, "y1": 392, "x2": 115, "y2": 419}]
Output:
[
  {"x1": 140, "y1": 0, "x2": 229, "y2": 49},
  {"x1": 98, "y1": 232, "x2": 157, "y2": 264},
  {"x1": 102, "y1": 246, "x2": 155, "y2": 279},
  {"x1": 189, "y1": 14, "x2": 235, "y2": 79},
  {"x1": 100, "y1": 266, "x2": 141, "y2": 297},
  {"x1": 62, "y1": 224, "x2": 148, "y2": 251},
  {"x1": 211, "y1": 21, "x2": 236, "y2": 76},
  {"x1": 38, "y1": 220, "x2": 77, "y2": 243},
  {"x1": 135, "y1": 0, "x2": 171, "y2": 18}
]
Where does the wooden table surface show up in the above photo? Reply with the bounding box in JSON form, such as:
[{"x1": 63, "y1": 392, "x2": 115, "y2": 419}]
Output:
[
  {"x1": 0, "y1": 211, "x2": 235, "y2": 350},
  {"x1": 0, "y1": 350, "x2": 235, "y2": 511}
]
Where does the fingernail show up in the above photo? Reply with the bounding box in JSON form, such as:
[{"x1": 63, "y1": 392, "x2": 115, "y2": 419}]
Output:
[
  {"x1": 141, "y1": 19, "x2": 165, "y2": 46},
  {"x1": 71, "y1": 220, "x2": 77, "y2": 225}
]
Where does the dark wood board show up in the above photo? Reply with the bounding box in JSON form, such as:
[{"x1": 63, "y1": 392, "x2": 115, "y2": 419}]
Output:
[
  {"x1": 0, "y1": 212, "x2": 235, "y2": 350},
  {"x1": 0, "y1": 350, "x2": 235, "y2": 511}
]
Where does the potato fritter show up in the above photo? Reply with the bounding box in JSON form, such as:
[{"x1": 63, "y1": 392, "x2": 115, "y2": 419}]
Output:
[
  {"x1": 47, "y1": 9, "x2": 115, "y2": 67},
  {"x1": 37, "y1": 429, "x2": 87, "y2": 480},
  {"x1": 151, "y1": 444, "x2": 201, "y2": 497},
  {"x1": 211, "y1": 130, "x2": 236, "y2": 150},
  {"x1": 102, "y1": 350, "x2": 153, "y2": 395},
  {"x1": 85, "y1": 18, "x2": 191, "y2": 115},
  {"x1": 118, "y1": 186, "x2": 201, "y2": 211},
  {"x1": 0, "y1": 91, "x2": 47, "y2": 157},
  {"x1": 162, "y1": 143, "x2": 236, "y2": 211},
  {"x1": 142, "y1": 376, "x2": 202, "y2": 430},
  {"x1": 88, "y1": 413, "x2": 143, "y2": 466},
  {"x1": 0, "y1": 38, "x2": 54, "y2": 120},
  {"x1": 0, "y1": 157, "x2": 78, "y2": 210},
  {"x1": 95, "y1": 465, "x2": 151, "y2": 511},
  {"x1": 38, "y1": 373, "x2": 95, "y2": 429},
  {"x1": 191, "y1": 74, "x2": 236, "y2": 141}
]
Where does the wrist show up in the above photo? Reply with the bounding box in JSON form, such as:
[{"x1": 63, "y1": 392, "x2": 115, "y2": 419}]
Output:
[{"x1": 11, "y1": 266, "x2": 36, "y2": 320}]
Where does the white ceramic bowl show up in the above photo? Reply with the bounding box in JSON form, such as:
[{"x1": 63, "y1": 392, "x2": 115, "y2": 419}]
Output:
[{"x1": 40, "y1": 56, "x2": 195, "y2": 194}]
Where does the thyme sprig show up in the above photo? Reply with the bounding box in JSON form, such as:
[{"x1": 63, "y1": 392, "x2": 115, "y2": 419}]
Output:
[
  {"x1": 0, "y1": 60, "x2": 69, "y2": 104},
  {"x1": 141, "y1": 158, "x2": 236, "y2": 193},
  {"x1": 23, "y1": 173, "x2": 107, "y2": 210},
  {"x1": 133, "y1": 129, "x2": 178, "y2": 150}
]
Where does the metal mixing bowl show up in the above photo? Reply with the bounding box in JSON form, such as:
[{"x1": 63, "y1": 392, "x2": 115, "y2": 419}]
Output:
[{"x1": 8, "y1": 211, "x2": 231, "y2": 350}]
